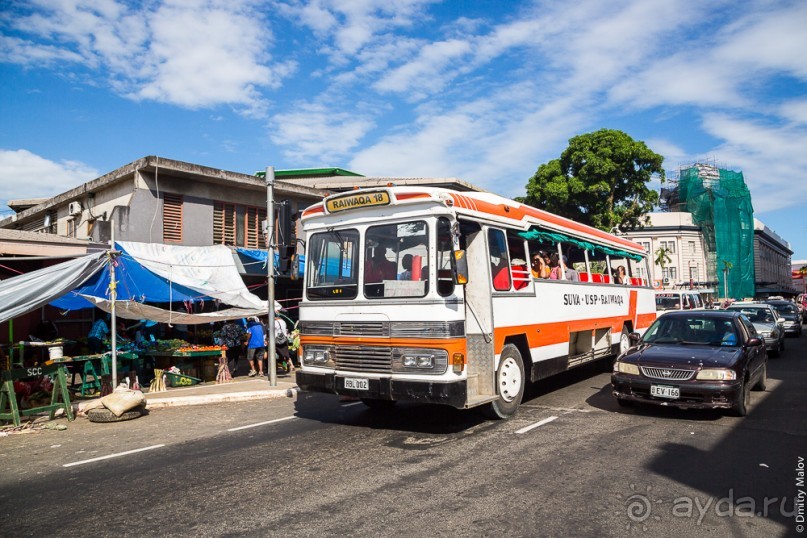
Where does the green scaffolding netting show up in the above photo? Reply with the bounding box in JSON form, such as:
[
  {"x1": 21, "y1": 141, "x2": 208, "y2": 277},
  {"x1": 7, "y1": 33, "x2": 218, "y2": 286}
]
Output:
[{"x1": 678, "y1": 166, "x2": 755, "y2": 299}]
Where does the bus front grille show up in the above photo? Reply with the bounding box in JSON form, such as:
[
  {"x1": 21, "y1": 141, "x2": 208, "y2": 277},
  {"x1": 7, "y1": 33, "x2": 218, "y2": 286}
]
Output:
[{"x1": 334, "y1": 346, "x2": 392, "y2": 372}]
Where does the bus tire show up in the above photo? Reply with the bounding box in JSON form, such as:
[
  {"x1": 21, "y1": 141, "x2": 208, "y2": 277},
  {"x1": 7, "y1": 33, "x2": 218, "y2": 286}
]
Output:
[
  {"x1": 481, "y1": 344, "x2": 525, "y2": 420},
  {"x1": 618, "y1": 326, "x2": 631, "y2": 355}
]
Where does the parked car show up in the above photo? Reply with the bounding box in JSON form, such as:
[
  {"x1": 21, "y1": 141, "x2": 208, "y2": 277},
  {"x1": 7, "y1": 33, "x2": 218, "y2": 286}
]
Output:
[
  {"x1": 654, "y1": 291, "x2": 704, "y2": 312},
  {"x1": 764, "y1": 300, "x2": 803, "y2": 337},
  {"x1": 611, "y1": 310, "x2": 767, "y2": 416},
  {"x1": 724, "y1": 303, "x2": 785, "y2": 356}
]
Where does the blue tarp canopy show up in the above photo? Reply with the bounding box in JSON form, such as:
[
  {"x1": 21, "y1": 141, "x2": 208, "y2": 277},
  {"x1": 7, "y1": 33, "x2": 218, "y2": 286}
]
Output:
[
  {"x1": 51, "y1": 249, "x2": 203, "y2": 311},
  {"x1": 236, "y1": 248, "x2": 305, "y2": 277}
]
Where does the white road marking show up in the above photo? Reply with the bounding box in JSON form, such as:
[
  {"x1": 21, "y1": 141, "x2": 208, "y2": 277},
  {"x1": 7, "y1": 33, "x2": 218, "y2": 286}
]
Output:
[
  {"x1": 63, "y1": 445, "x2": 165, "y2": 467},
  {"x1": 341, "y1": 402, "x2": 363, "y2": 407},
  {"x1": 227, "y1": 416, "x2": 297, "y2": 432},
  {"x1": 515, "y1": 416, "x2": 559, "y2": 435}
]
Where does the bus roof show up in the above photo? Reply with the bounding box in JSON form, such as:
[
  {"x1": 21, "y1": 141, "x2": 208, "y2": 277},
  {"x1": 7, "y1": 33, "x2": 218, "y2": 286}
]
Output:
[{"x1": 301, "y1": 186, "x2": 646, "y2": 254}]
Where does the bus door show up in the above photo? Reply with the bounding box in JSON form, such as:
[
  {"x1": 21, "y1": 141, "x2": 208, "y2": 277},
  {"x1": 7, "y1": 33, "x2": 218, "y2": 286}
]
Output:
[{"x1": 458, "y1": 220, "x2": 496, "y2": 403}]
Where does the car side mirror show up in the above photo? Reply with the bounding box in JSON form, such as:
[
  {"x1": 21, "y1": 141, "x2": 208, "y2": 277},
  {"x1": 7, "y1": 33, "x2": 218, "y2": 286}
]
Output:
[
  {"x1": 746, "y1": 337, "x2": 763, "y2": 347},
  {"x1": 628, "y1": 332, "x2": 641, "y2": 344},
  {"x1": 777, "y1": 317, "x2": 785, "y2": 324}
]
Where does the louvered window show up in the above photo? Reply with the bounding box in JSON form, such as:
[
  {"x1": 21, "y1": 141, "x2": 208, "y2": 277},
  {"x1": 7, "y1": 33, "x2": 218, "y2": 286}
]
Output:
[
  {"x1": 214, "y1": 202, "x2": 266, "y2": 248},
  {"x1": 163, "y1": 193, "x2": 183, "y2": 243}
]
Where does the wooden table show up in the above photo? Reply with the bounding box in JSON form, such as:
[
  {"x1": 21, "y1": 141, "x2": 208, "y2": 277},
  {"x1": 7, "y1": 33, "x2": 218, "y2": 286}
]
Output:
[
  {"x1": 0, "y1": 363, "x2": 74, "y2": 426},
  {"x1": 55, "y1": 352, "x2": 140, "y2": 396},
  {"x1": 147, "y1": 349, "x2": 224, "y2": 381}
]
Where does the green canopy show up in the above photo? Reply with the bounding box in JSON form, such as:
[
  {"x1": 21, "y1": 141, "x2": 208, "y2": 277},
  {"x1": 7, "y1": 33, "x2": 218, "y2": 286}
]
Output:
[{"x1": 518, "y1": 228, "x2": 644, "y2": 262}]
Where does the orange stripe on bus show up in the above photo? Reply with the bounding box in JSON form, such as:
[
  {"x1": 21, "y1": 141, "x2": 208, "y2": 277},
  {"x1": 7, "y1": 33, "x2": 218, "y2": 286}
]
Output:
[
  {"x1": 395, "y1": 192, "x2": 431, "y2": 201},
  {"x1": 493, "y1": 314, "x2": 644, "y2": 350}
]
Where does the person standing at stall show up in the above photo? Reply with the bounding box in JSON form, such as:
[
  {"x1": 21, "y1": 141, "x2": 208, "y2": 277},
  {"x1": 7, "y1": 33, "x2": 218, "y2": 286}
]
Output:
[
  {"x1": 87, "y1": 315, "x2": 110, "y2": 353},
  {"x1": 220, "y1": 319, "x2": 246, "y2": 376},
  {"x1": 245, "y1": 317, "x2": 266, "y2": 377}
]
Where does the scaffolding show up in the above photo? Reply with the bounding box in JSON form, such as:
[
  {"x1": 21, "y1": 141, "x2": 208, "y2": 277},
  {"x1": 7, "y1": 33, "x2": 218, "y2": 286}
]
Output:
[{"x1": 669, "y1": 163, "x2": 755, "y2": 299}]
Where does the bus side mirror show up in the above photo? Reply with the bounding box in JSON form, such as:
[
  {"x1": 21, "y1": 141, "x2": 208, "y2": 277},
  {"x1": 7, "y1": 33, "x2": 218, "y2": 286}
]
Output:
[{"x1": 453, "y1": 250, "x2": 468, "y2": 285}]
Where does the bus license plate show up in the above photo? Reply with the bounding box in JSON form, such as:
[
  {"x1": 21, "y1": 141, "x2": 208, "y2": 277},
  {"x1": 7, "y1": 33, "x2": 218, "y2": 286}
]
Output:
[
  {"x1": 344, "y1": 377, "x2": 369, "y2": 391},
  {"x1": 650, "y1": 385, "x2": 679, "y2": 399}
]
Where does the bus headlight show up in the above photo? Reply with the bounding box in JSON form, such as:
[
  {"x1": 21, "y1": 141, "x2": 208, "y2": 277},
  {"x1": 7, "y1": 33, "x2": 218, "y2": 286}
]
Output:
[
  {"x1": 393, "y1": 348, "x2": 448, "y2": 374},
  {"x1": 302, "y1": 345, "x2": 334, "y2": 367}
]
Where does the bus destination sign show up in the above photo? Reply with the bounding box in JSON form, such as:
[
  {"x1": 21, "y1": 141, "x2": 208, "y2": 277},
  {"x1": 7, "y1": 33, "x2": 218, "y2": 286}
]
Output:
[{"x1": 326, "y1": 191, "x2": 390, "y2": 213}]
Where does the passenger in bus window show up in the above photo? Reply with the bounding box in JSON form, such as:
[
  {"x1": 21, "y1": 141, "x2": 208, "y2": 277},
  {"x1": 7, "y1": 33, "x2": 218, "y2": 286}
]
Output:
[
  {"x1": 613, "y1": 265, "x2": 626, "y2": 285},
  {"x1": 365, "y1": 242, "x2": 396, "y2": 283},
  {"x1": 549, "y1": 253, "x2": 579, "y2": 281},
  {"x1": 398, "y1": 254, "x2": 413, "y2": 280},
  {"x1": 531, "y1": 251, "x2": 550, "y2": 279}
]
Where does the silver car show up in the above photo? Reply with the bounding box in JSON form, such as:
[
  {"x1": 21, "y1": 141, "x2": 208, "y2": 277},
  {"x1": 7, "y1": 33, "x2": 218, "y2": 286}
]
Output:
[
  {"x1": 765, "y1": 300, "x2": 803, "y2": 337},
  {"x1": 725, "y1": 304, "x2": 785, "y2": 356}
]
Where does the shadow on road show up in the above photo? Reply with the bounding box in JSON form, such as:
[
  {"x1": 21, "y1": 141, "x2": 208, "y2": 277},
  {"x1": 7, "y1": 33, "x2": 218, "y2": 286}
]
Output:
[
  {"x1": 293, "y1": 392, "x2": 492, "y2": 435},
  {"x1": 638, "y1": 333, "x2": 807, "y2": 532}
]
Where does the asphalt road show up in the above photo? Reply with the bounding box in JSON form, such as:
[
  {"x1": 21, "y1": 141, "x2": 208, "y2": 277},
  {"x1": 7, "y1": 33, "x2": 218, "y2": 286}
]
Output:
[{"x1": 1, "y1": 331, "x2": 805, "y2": 537}]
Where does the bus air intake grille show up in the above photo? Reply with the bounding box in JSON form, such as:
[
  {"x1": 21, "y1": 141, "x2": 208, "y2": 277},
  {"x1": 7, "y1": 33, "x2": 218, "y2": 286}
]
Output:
[
  {"x1": 336, "y1": 322, "x2": 389, "y2": 337},
  {"x1": 334, "y1": 346, "x2": 392, "y2": 372}
]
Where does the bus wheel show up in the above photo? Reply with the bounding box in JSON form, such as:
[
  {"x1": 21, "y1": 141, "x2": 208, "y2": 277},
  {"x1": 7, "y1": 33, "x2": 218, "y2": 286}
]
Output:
[
  {"x1": 618, "y1": 326, "x2": 631, "y2": 355},
  {"x1": 481, "y1": 344, "x2": 525, "y2": 419}
]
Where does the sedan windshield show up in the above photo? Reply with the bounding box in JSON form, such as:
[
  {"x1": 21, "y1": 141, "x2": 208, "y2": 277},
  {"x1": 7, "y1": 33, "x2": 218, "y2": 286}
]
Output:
[
  {"x1": 726, "y1": 307, "x2": 774, "y2": 324},
  {"x1": 643, "y1": 316, "x2": 739, "y2": 346}
]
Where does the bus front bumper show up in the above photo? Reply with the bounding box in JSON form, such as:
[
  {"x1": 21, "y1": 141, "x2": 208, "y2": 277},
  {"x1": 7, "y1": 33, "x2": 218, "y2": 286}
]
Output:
[{"x1": 295, "y1": 371, "x2": 468, "y2": 409}]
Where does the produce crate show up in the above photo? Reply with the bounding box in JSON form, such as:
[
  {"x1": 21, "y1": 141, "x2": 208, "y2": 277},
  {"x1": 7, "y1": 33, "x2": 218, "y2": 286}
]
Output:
[{"x1": 164, "y1": 371, "x2": 201, "y2": 387}]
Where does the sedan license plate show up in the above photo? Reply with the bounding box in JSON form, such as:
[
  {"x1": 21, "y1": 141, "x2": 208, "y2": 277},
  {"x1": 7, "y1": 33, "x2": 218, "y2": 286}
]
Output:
[
  {"x1": 343, "y1": 377, "x2": 369, "y2": 391},
  {"x1": 650, "y1": 385, "x2": 680, "y2": 399}
]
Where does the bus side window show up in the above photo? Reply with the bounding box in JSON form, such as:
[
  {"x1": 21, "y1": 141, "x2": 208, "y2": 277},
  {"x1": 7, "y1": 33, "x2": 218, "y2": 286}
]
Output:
[
  {"x1": 488, "y1": 228, "x2": 511, "y2": 291},
  {"x1": 507, "y1": 230, "x2": 530, "y2": 290}
]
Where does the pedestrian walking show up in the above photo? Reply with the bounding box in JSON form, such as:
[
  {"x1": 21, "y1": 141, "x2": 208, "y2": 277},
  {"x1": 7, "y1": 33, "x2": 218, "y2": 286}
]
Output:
[{"x1": 245, "y1": 316, "x2": 266, "y2": 377}]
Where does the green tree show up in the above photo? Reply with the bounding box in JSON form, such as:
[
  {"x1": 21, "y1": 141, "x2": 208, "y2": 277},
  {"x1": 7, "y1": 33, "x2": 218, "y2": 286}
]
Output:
[
  {"x1": 521, "y1": 129, "x2": 664, "y2": 231},
  {"x1": 655, "y1": 246, "x2": 672, "y2": 286}
]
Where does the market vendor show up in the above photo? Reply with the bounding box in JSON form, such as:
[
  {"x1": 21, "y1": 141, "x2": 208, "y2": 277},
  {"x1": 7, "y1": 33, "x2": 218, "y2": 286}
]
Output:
[{"x1": 87, "y1": 315, "x2": 110, "y2": 353}]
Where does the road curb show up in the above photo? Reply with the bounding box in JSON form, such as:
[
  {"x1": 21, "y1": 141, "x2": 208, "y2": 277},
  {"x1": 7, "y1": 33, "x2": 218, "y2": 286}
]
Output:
[{"x1": 146, "y1": 389, "x2": 291, "y2": 409}]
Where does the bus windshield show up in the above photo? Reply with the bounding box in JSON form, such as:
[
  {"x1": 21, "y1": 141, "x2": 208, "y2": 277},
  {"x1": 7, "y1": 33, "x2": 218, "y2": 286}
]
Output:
[
  {"x1": 306, "y1": 220, "x2": 432, "y2": 301},
  {"x1": 306, "y1": 229, "x2": 360, "y2": 300},
  {"x1": 364, "y1": 221, "x2": 429, "y2": 299}
]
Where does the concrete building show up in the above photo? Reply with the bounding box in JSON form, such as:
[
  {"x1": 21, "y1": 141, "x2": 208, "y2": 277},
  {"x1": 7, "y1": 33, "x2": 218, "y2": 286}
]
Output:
[
  {"x1": 620, "y1": 212, "x2": 712, "y2": 292},
  {"x1": 793, "y1": 259, "x2": 807, "y2": 295},
  {"x1": 752, "y1": 218, "x2": 797, "y2": 297}
]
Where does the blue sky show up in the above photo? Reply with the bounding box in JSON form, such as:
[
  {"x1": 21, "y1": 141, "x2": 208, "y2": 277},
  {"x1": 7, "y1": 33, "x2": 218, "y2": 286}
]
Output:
[{"x1": 1, "y1": 0, "x2": 806, "y2": 260}]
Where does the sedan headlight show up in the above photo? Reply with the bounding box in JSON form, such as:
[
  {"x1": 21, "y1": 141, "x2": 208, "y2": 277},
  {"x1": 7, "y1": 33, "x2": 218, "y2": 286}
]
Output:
[
  {"x1": 759, "y1": 331, "x2": 771, "y2": 338},
  {"x1": 696, "y1": 368, "x2": 737, "y2": 381},
  {"x1": 302, "y1": 345, "x2": 334, "y2": 367},
  {"x1": 613, "y1": 362, "x2": 640, "y2": 375}
]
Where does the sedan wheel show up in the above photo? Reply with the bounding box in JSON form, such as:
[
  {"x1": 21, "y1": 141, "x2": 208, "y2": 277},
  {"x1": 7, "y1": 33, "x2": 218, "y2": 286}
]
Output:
[
  {"x1": 752, "y1": 363, "x2": 767, "y2": 392},
  {"x1": 731, "y1": 379, "x2": 750, "y2": 417}
]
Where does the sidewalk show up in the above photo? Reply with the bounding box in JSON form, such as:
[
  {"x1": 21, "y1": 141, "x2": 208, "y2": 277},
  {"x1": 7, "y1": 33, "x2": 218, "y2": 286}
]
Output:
[{"x1": 143, "y1": 376, "x2": 298, "y2": 409}]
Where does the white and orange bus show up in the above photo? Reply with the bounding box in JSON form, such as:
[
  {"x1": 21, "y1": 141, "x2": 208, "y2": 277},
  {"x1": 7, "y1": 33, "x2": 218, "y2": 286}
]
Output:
[{"x1": 295, "y1": 186, "x2": 656, "y2": 417}]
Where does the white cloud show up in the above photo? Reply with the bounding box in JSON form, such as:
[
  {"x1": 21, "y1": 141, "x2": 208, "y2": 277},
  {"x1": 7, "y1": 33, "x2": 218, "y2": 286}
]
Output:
[
  {"x1": 2, "y1": 0, "x2": 293, "y2": 115},
  {"x1": 269, "y1": 103, "x2": 375, "y2": 162},
  {"x1": 287, "y1": 0, "x2": 438, "y2": 58},
  {"x1": 0, "y1": 149, "x2": 99, "y2": 211},
  {"x1": 700, "y1": 113, "x2": 807, "y2": 213}
]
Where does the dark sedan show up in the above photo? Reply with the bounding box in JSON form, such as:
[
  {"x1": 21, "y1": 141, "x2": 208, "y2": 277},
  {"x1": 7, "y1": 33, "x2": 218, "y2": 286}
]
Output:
[{"x1": 611, "y1": 311, "x2": 767, "y2": 416}]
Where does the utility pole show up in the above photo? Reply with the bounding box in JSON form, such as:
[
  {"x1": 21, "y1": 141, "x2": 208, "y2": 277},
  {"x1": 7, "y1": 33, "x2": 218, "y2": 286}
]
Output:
[
  {"x1": 110, "y1": 220, "x2": 118, "y2": 390},
  {"x1": 266, "y1": 167, "x2": 277, "y2": 387}
]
